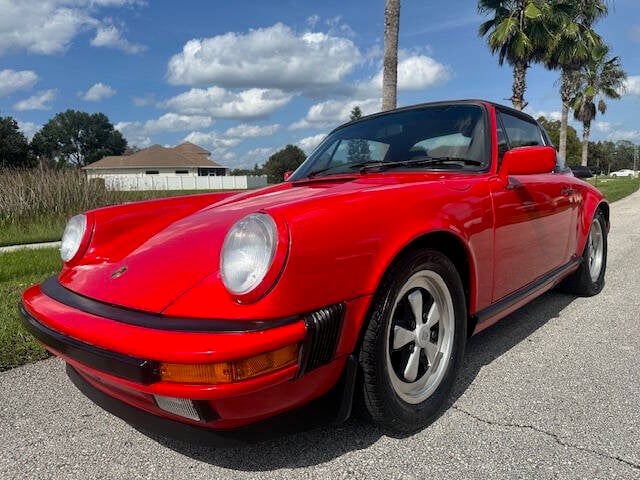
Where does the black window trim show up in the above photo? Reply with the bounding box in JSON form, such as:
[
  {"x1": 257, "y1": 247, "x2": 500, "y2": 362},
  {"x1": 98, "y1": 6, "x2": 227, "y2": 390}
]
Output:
[{"x1": 291, "y1": 100, "x2": 494, "y2": 180}]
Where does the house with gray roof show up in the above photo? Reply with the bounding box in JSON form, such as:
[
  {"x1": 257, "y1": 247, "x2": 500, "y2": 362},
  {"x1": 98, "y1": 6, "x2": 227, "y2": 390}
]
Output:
[{"x1": 83, "y1": 142, "x2": 229, "y2": 178}]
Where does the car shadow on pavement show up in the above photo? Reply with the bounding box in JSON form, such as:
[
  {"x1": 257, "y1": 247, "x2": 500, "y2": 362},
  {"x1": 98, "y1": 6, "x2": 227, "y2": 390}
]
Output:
[{"x1": 146, "y1": 291, "x2": 577, "y2": 471}]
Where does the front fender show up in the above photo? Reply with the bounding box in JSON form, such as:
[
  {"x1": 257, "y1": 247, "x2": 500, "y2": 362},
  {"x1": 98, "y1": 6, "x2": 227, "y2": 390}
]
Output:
[
  {"x1": 164, "y1": 180, "x2": 493, "y2": 328},
  {"x1": 576, "y1": 183, "x2": 608, "y2": 256}
]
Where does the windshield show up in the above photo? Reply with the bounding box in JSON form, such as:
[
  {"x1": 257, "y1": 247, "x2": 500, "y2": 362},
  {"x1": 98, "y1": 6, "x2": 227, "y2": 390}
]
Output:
[{"x1": 290, "y1": 104, "x2": 488, "y2": 180}]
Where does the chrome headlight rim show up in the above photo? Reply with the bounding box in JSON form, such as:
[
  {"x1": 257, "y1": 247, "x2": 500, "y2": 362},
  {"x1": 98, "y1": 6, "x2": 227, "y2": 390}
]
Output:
[
  {"x1": 60, "y1": 214, "x2": 89, "y2": 263},
  {"x1": 220, "y1": 211, "x2": 289, "y2": 304}
]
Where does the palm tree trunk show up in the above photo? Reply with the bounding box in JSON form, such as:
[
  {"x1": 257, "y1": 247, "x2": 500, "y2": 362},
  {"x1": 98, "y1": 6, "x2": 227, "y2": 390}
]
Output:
[
  {"x1": 512, "y1": 60, "x2": 528, "y2": 110},
  {"x1": 581, "y1": 120, "x2": 591, "y2": 167},
  {"x1": 559, "y1": 70, "x2": 572, "y2": 161},
  {"x1": 381, "y1": 0, "x2": 400, "y2": 111}
]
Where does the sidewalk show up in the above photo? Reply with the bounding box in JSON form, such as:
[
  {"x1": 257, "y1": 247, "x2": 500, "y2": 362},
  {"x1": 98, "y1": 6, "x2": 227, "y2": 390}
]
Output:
[{"x1": 0, "y1": 241, "x2": 61, "y2": 254}]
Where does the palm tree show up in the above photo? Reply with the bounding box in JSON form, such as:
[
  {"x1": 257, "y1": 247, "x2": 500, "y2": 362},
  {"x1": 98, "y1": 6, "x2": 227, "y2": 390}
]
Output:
[
  {"x1": 382, "y1": 0, "x2": 401, "y2": 111},
  {"x1": 571, "y1": 45, "x2": 626, "y2": 166},
  {"x1": 546, "y1": 0, "x2": 607, "y2": 161},
  {"x1": 478, "y1": 0, "x2": 552, "y2": 110}
]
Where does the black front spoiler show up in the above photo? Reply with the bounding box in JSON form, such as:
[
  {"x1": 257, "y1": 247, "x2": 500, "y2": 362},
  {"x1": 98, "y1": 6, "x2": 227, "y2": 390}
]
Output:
[
  {"x1": 66, "y1": 355, "x2": 359, "y2": 446},
  {"x1": 20, "y1": 303, "x2": 160, "y2": 384}
]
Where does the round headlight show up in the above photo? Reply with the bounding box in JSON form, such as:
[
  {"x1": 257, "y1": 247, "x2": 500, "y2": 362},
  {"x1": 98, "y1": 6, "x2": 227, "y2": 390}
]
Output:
[
  {"x1": 220, "y1": 213, "x2": 277, "y2": 295},
  {"x1": 60, "y1": 214, "x2": 87, "y2": 262}
]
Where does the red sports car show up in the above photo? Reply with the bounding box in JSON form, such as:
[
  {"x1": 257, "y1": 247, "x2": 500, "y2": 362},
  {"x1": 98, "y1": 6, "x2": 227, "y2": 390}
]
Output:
[{"x1": 21, "y1": 100, "x2": 608, "y2": 438}]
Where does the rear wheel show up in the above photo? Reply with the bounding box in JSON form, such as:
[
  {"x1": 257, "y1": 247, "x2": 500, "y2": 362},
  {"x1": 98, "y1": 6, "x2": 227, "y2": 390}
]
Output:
[
  {"x1": 358, "y1": 250, "x2": 466, "y2": 433},
  {"x1": 558, "y1": 210, "x2": 607, "y2": 296}
]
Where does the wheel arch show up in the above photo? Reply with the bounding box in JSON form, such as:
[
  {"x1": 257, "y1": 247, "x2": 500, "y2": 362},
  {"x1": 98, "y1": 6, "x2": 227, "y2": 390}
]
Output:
[
  {"x1": 578, "y1": 191, "x2": 610, "y2": 255},
  {"x1": 356, "y1": 229, "x2": 478, "y2": 351}
]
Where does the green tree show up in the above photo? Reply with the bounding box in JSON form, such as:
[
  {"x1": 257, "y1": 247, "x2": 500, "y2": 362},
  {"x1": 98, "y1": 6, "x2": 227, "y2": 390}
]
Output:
[
  {"x1": 478, "y1": 0, "x2": 554, "y2": 110},
  {"x1": 231, "y1": 164, "x2": 264, "y2": 176},
  {"x1": 382, "y1": 0, "x2": 401, "y2": 111},
  {"x1": 31, "y1": 110, "x2": 127, "y2": 167},
  {"x1": 0, "y1": 116, "x2": 33, "y2": 168},
  {"x1": 589, "y1": 140, "x2": 639, "y2": 174},
  {"x1": 348, "y1": 106, "x2": 371, "y2": 162},
  {"x1": 350, "y1": 106, "x2": 363, "y2": 121},
  {"x1": 571, "y1": 45, "x2": 626, "y2": 166},
  {"x1": 545, "y1": 0, "x2": 607, "y2": 161},
  {"x1": 262, "y1": 145, "x2": 306, "y2": 183},
  {"x1": 537, "y1": 115, "x2": 581, "y2": 165}
]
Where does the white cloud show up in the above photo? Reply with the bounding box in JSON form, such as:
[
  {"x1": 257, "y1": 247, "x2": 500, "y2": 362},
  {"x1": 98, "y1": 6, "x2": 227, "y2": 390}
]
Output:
[
  {"x1": 595, "y1": 121, "x2": 612, "y2": 133},
  {"x1": 180, "y1": 123, "x2": 280, "y2": 157},
  {"x1": 164, "y1": 87, "x2": 292, "y2": 120},
  {"x1": 113, "y1": 124, "x2": 151, "y2": 148},
  {"x1": 306, "y1": 15, "x2": 320, "y2": 28},
  {"x1": 0, "y1": 0, "x2": 144, "y2": 56},
  {"x1": 248, "y1": 146, "x2": 277, "y2": 159},
  {"x1": 622, "y1": 76, "x2": 640, "y2": 96},
  {"x1": 182, "y1": 131, "x2": 242, "y2": 149},
  {"x1": 82, "y1": 82, "x2": 116, "y2": 101},
  {"x1": 607, "y1": 130, "x2": 640, "y2": 142},
  {"x1": 527, "y1": 109, "x2": 562, "y2": 122},
  {"x1": 13, "y1": 89, "x2": 56, "y2": 110},
  {"x1": 116, "y1": 113, "x2": 214, "y2": 136},
  {"x1": 290, "y1": 98, "x2": 380, "y2": 130},
  {"x1": 90, "y1": 24, "x2": 146, "y2": 54},
  {"x1": 144, "y1": 113, "x2": 213, "y2": 133},
  {"x1": 224, "y1": 123, "x2": 280, "y2": 138},
  {"x1": 17, "y1": 120, "x2": 40, "y2": 139},
  {"x1": 630, "y1": 26, "x2": 640, "y2": 43},
  {"x1": 298, "y1": 134, "x2": 326, "y2": 153},
  {"x1": 228, "y1": 146, "x2": 278, "y2": 169},
  {"x1": 132, "y1": 93, "x2": 156, "y2": 106},
  {"x1": 166, "y1": 23, "x2": 361, "y2": 93},
  {"x1": 0, "y1": 69, "x2": 38, "y2": 97},
  {"x1": 356, "y1": 53, "x2": 451, "y2": 98}
]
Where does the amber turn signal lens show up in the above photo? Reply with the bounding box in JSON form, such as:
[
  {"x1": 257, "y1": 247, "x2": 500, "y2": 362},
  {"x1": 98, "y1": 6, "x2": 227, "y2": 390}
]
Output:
[{"x1": 159, "y1": 344, "x2": 299, "y2": 385}]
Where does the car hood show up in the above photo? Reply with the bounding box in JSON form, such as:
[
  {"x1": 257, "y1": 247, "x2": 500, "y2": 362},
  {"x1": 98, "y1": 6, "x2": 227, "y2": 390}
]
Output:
[{"x1": 58, "y1": 174, "x2": 449, "y2": 313}]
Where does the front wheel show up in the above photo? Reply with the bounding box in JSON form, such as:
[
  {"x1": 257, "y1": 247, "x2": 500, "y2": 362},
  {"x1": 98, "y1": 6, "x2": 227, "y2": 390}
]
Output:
[
  {"x1": 558, "y1": 210, "x2": 607, "y2": 296},
  {"x1": 358, "y1": 249, "x2": 467, "y2": 433}
]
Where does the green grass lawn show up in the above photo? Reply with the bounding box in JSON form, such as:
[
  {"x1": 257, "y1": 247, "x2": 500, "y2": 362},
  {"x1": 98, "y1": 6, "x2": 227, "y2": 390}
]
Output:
[
  {"x1": 0, "y1": 189, "x2": 221, "y2": 247},
  {"x1": 0, "y1": 248, "x2": 61, "y2": 371},
  {"x1": 588, "y1": 176, "x2": 640, "y2": 203}
]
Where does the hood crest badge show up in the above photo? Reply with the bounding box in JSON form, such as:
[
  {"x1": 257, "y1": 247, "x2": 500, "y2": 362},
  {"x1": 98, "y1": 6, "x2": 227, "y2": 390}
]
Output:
[{"x1": 110, "y1": 266, "x2": 128, "y2": 280}]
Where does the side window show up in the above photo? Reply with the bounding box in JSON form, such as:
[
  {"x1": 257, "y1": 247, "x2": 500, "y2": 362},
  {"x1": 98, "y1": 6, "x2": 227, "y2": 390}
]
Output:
[
  {"x1": 497, "y1": 125, "x2": 508, "y2": 162},
  {"x1": 498, "y1": 112, "x2": 545, "y2": 148}
]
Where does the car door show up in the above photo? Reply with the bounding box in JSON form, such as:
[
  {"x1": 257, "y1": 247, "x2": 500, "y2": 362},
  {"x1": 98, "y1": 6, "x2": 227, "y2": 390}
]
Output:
[{"x1": 490, "y1": 110, "x2": 574, "y2": 301}]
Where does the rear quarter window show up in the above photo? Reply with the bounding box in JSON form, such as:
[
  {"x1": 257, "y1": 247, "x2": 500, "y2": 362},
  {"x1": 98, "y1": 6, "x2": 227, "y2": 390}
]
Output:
[{"x1": 499, "y1": 112, "x2": 545, "y2": 148}]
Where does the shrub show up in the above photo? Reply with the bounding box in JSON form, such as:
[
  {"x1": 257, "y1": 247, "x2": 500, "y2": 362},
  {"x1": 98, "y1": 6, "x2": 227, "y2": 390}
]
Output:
[{"x1": 0, "y1": 168, "x2": 130, "y2": 224}]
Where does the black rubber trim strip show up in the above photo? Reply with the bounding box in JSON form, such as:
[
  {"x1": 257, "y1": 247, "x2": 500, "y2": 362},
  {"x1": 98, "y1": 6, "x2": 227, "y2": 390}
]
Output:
[
  {"x1": 20, "y1": 303, "x2": 160, "y2": 384},
  {"x1": 473, "y1": 257, "x2": 582, "y2": 325},
  {"x1": 40, "y1": 276, "x2": 299, "y2": 333}
]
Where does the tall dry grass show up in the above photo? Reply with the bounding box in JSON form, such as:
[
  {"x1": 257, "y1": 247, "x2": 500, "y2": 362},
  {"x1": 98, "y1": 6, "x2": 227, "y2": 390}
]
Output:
[{"x1": 0, "y1": 169, "x2": 130, "y2": 224}]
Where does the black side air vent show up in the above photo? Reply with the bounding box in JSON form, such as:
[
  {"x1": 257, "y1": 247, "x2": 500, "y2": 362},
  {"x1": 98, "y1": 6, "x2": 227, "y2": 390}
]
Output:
[{"x1": 298, "y1": 303, "x2": 345, "y2": 376}]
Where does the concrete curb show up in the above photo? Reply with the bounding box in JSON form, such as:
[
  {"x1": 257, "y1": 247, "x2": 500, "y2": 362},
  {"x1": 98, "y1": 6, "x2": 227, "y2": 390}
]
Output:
[{"x1": 0, "y1": 241, "x2": 61, "y2": 254}]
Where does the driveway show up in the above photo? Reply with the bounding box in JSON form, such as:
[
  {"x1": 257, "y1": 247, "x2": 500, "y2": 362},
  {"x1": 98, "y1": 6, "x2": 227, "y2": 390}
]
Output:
[{"x1": 1, "y1": 191, "x2": 639, "y2": 479}]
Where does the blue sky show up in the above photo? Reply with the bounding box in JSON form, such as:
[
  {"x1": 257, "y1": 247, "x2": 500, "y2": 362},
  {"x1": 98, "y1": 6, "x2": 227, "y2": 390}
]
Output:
[{"x1": 1, "y1": 0, "x2": 639, "y2": 168}]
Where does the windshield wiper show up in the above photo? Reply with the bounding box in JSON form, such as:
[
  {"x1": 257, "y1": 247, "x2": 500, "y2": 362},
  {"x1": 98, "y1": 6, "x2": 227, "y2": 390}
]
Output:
[
  {"x1": 307, "y1": 160, "x2": 385, "y2": 178},
  {"x1": 306, "y1": 157, "x2": 482, "y2": 178},
  {"x1": 360, "y1": 156, "x2": 483, "y2": 172}
]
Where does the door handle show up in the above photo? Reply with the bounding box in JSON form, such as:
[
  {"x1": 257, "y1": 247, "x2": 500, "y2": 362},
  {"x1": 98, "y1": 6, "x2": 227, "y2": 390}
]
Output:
[{"x1": 561, "y1": 186, "x2": 574, "y2": 196}]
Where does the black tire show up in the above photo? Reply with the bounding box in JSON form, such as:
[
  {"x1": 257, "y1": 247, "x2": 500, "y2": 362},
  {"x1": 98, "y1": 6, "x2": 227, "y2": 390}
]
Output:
[
  {"x1": 358, "y1": 249, "x2": 467, "y2": 434},
  {"x1": 557, "y1": 210, "x2": 607, "y2": 296}
]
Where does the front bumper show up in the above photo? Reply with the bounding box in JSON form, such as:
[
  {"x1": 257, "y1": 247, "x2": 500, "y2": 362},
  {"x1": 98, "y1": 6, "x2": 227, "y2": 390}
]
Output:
[{"x1": 21, "y1": 278, "x2": 371, "y2": 430}]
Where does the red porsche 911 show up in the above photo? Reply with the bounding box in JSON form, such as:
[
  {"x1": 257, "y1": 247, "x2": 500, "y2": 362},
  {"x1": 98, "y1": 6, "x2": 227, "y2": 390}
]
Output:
[{"x1": 21, "y1": 100, "x2": 608, "y2": 439}]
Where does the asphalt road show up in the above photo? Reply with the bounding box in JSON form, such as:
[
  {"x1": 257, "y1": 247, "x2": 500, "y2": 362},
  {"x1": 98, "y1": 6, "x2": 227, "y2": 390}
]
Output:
[{"x1": 2, "y1": 191, "x2": 639, "y2": 480}]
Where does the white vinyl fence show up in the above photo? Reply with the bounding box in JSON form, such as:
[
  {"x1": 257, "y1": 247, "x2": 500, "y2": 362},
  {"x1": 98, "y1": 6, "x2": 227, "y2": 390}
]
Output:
[{"x1": 98, "y1": 175, "x2": 267, "y2": 191}]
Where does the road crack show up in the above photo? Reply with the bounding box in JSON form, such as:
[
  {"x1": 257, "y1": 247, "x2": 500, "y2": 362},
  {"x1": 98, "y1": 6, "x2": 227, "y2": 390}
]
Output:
[{"x1": 451, "y1": 405, "x2": 640, "y2": 471}]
